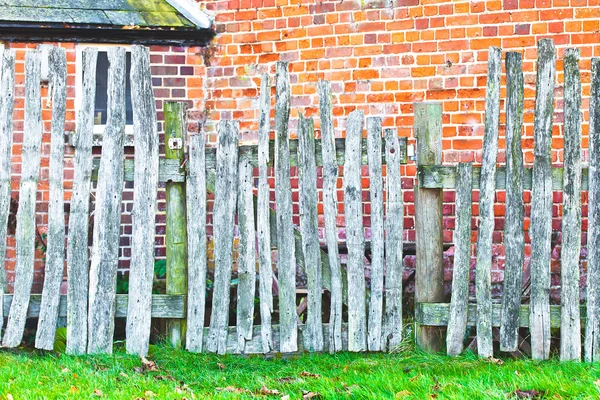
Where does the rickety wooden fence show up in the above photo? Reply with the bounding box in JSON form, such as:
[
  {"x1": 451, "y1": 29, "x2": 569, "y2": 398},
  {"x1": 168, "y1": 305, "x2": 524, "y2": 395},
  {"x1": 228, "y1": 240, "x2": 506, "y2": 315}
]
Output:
[
  {"x1": 415, "y1": 39, "x2": 600, "y2": 362},
  {"x1": 0, "y1": 46, "x2": 411, "y2": 356}
]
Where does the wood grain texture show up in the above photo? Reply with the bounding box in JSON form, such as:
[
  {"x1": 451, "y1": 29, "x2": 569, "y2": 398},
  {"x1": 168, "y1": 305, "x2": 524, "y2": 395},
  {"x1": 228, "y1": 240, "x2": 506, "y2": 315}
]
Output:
[
  {"x1": 344, "y1": 110, "x2": 367, "y2": 352},
  {"x1": 66, "y1": 47, "x2": 97, "y2": 355},
  {"x1": 446, "y1": 163, "x2": 473, "y2": 356},
  {"x1": 530, "y1": 38, "x2": 556, "y2": 361},
  {"x1": 560, "y1": 48, "x2": 582, "y2": 361},
  {"x1": 586, "y1": 57, "x2": 600, "y2": 363},
  {"x1": 236, "y1": 149, "x2": 257, "y2": 354},
  {"x1": 382, "y1": 128, "x2": 404, "y2": 351},
  {"x1": 257, "y1": 73, "x2": 274, "y2": 353},
  {"x1": 185, "y1": 134, "x2": 207, "y2": 353},
  {"x1": 474, "y1": 46, "x2": 501, "y2": 358},
  {"x1": 35, "y1": 47, "x2": 67, "y2": 350},
  {"x1": 499, "y1": 52, "x2": 525, "y2": 353},
  {"x1": 298, "y1": 114, "x2": 323, "y2": 352},
  {"x1": 414, "y1": 102, "x2": 444, "y2": 352},
  {"x1": 274, "y1": 61, "x2": 297, "y2": 353},
  {"x1": 0, "y1": 49, "x2": 15, "y2": 341},
  {"x1": 366, "y1": 117, "x2": 384, "y2": 352},
  {"x1": 125, "y1": 45, "x2": 160, "y2": 356},
  {"x1": 205, "y1": 120, "x2": 239, "y2": 354},
  {"x1": 318, "y1": 80, "x2": 343, "y2": 352},
  {"x1": 87, "y1": 47, "x2": 126, "y2": 354},
  {"x1": 2, "y1": 50, "x2": 43, "y2": 348}
]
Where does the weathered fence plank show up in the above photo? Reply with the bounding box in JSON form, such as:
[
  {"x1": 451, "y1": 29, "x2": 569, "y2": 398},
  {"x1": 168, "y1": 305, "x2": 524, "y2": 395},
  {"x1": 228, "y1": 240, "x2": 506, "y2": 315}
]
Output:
[
  {"x1": 367, "y1": 117, "x2": 384, "y2": 352},
  {"x1": 275, "y1": 61, "x2": 297, "y2": 353},
  {"x1": 345, "y1": 110, "x2": 367, "y2": 352},
  {"x1": 586, "y1": 57, "x2": 600, "y2": 363},
  {"x1": 87, "y1": 47, "x2": 126, "y2": 354},
  {"x1": 185, "y1": 134, "x2": 207, "y2": 353},
  {"x1": 35, "y1": 47, "x2": 67, "y2": 350},
  {"x1": 530, "y1": 38, "x2": 556, "y2": 361},
  {"x1": 2, "y1": 50, "x2": 43, "y2": 348},
  {"x1": 126, "y1": 45, "x2": 160, "y2": 356},
  {"x1": 164, "y1": 101, "x2": 188, "y2": 348},
  {"x1": 66, "y1": 47, "x2": 97, "y2": 355},
  {"x1": 446, "y1": 163, "x2": 473, "y2": 356},
  {"x1": 298, "y1": 114, "x2": 323, "y2": 352},
  {"x1": 414, "y1": 103, "x2": 444, "y2": 352},
  {"x1": 257, "y1": 73, "x2": 274, "y2": 353},
  {"x1": 499, "y1": 52, "x2": 525, "y2": 353},
  {"x1": 318, "y1": 79, "x2": 343, "y2": 352},
  {"x1": 474, "y1": 46, "x2": 501, "y2": 358},
  {"x1": 205, "y1": 120, "x2": 239, "y2": 354},
  {"x1": 382, "y1": 128, "x2": 404, "y2": 351},
  {"x1": 0, "y1": 49, "x2": 15, "y2": 341},
  {"x1": 236, "y1": 149, "x2": 257, "y2": 354},
  {"x1": 560, "y1": 48, "x2": 582, "y2": 361}
]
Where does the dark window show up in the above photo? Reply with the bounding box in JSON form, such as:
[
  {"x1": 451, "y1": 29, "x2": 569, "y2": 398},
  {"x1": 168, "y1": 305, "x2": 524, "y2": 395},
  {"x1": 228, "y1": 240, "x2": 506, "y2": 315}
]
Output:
[{"x1": 92, "y1": 51, "x2": 133, "y2": 125}]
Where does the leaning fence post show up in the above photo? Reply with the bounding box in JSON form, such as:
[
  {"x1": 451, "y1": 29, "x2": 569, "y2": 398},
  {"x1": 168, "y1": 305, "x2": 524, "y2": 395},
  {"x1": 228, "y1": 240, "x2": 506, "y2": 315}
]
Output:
[
  {"x1": 165, "y1": 101, "x2": 188, "y2": 348},
  {"x1": 414, "y1": 102, "x2": 444, "y2": 353}
]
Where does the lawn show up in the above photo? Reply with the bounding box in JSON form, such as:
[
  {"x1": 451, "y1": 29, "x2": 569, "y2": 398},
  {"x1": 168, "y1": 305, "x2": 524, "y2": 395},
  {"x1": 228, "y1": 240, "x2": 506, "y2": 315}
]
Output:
[{"x1": 0, "y1": 343, "x2": 599, "y2": 400}]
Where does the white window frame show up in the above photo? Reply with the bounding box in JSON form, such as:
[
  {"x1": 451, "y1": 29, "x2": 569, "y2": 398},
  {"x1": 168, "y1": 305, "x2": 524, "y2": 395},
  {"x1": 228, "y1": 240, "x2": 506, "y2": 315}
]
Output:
[{"x1": 75, "y1": 43, "x2": 133, "y2": 135}]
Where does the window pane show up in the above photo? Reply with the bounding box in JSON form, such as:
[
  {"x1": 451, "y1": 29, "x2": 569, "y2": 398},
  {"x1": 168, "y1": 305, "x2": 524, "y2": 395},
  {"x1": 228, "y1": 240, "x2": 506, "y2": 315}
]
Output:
[{"x1": 92, "y1": 51, "x2": 133, "y2": 126}]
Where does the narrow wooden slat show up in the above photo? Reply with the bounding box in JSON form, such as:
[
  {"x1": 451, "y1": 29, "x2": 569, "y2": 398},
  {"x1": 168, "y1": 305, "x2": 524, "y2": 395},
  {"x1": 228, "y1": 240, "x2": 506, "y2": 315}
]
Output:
[
  {"x1": 416, "y1": 302, "x2": 579, "y2": 329},
  {"x1": 0, "y1": 49, "x2": 15, "y2": 340},
  {"x1": 35, "y1": 47, "x2": 67, "y2": 350},
  {"x1": 185, "y1": 134, "x2": 207, "y2": 353},
  {"x1": 560, "y1": 48, "x2": 582, "y2": 361},
  {"x1": 87, "y1": 47, "x2": 126, "y2": 354},
  {"x1": 366, "y1": 117, "x2": 384, "y2": 352},
  {"x1": 499, "y1": 52, "x2": 525, "y2": 352},
  {"x1": 530, "y1": 38, "x2": 556, "y2": 361},
  {"x1": 125, "y1": 45, "x2": 159, "y2": 356},
  {"x1": 236, "y1": 149, "x2": 257, "y2": 354},
  {"x1": 446, "y1": 163, "x2": 473, "y2": 356},
  {"x1": 65, "y1": 47, "x2": 97, "y2": 355},
  {"x1": 257, "y1": 73, "x2": 274, "y2": 353},
  {"x1": 298, "y1": 114, "x2": 323, "y2": 352},
  {"x1": 345, "y1": 110, "x2": 367, "y2": 352},
  {"x1": 275, "y1": 61, "x2": 297, "y2": 353},
  {"x1": 382, "y1": 128, "x2": 404, "y2": 351},
  {"x1": 474, "y1": 46, "x2": 501, "y2": 358},
  {"x1": 586, "y1": 57, "x2": 600, "y2": 363},
  {"x1": 205, "y1": 121, "x2": 239, "y2": 354},
  {"x1": 2, "y1": 50, "x2": 43, "y2": 348},
  {"x1": 318, "y1": 80, "x2": 343, "y2": 352}
]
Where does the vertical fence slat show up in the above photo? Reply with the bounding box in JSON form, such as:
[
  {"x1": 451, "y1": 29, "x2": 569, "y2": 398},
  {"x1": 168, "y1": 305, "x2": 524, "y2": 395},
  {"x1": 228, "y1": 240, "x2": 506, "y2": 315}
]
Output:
[
  {"x1": 236, "y1": 149, "x2": 257, "y2": 354},
  {"x1": 0, "y1": 50, "x2": 15, "y2": 340},
  {"x1": 382, "y1": 128, "x2": 403, "y2": 351},
  {"x1": 35, "y1": 47, "x2": 67, "y2": 350},
  {"x1": 206, "y1": 120, "x2": 239, "y2": 354},
  {"x1": 585, "y1": 57, "x2": 600, "y2": 362},
  {"x1": 66, "y1": 47, "x2": 97, "y2": 355},
  {"x1": 367, "y1": 117, "x2": 384, "y2": 352},
  {"x1": 318, "y1": 80, "x2": 343, "y2": 352},
  {"x1": 275, "y1": 61, "x2": 297, "y2": 353},
  {"x1": 186, "y1": 133, "x2": 207, "y2": 353},
  {"x1": 298, "y1": 114, "x2": 323, "y2": 352},
  {"x1": 2, "y1": 50, "x2": 43, "y2": 348},
  {"x1": 345, "y1": 110, "x2": 367, "y2": 352},
  {"x1": 500, "y1": 52, "x2": 525, "y2": 353},
  {"x1": 530, "y1": 38, "x2": 556, "y2": 361},
  {"x1": 87, "y1": 47, "x2": 126, "y2": 354},
  {"x1": 126, "y1": 45, "x2": 159, "y2": 356},
  {"x1": 446, "y1": 162, "x2": 473, "y2": 356},
  {"x1": 257, "y1": 73, "x2": 274, "y2": 353},
  {"x1": 560, "y1": 48, "x2": 582, "y2": 361},
  {"x1": 474, "y1": 46, "x2": 501, "y2": 358}
]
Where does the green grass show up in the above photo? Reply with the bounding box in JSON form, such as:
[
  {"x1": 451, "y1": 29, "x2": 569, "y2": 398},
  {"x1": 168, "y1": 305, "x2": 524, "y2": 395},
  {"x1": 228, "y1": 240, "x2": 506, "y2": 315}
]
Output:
[{"x1": 1, "y1": 344, "x2": 599, "y2": 399}]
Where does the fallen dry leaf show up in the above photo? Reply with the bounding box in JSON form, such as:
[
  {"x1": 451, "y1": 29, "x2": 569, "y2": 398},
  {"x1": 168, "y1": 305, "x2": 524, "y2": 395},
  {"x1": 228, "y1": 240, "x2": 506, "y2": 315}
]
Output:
[
  {"x1": 302, "y1": 391, "x2": 320, "y2": 399},
  {"x1": 259, "y1": 384, "x2": 280, "y2": 395},
  {"x1": 395, "y1": 390, "x2": 412, "y2": 398},
  {"x1": 144, "y1": 390, "x2": 156, "y2": 398},
  {"x1": 6, "y1": 394, "x2": 13, "y2": 400},
  {"x1": 61, "y1": 368, "x2": 69, "y2": 374},
  {"x1": 277, "y1": 377, "x2": 296, "y2": 384},
  {"x1": 217, "y1": 362, "x2": 226, "y2": 370},
  {"x1": 486, "y1": 357, "x2": 504, "y2": 365},
  {"x1": 300, "y1": 371, "x2": 321, "y2": 378},
  {"x1": 216, "y1": 386, "x2": 251, "y2": 394},
  {"x1": 141, "y1": 357, "x2": 159, "y2": 372},
  {"x1": 93, "y1": 389, "x2": 103, "y2": 397},
  {"x1": 69, "y1": 386, "x2": 79, "y2": 394},
  {"x1": 280, "y1": 395, "x2": 290, "y2": 400},
  {"x1": 514, "y1": 389, "x2": 544, "y2": 399}
]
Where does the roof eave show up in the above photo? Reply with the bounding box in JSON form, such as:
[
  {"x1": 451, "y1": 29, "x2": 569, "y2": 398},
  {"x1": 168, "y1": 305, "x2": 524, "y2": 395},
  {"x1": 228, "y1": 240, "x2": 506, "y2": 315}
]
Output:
[{"x1": 164, "y1": 0, "x2": 212, "y2": 29}]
